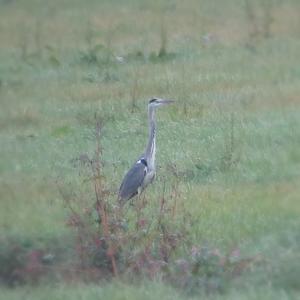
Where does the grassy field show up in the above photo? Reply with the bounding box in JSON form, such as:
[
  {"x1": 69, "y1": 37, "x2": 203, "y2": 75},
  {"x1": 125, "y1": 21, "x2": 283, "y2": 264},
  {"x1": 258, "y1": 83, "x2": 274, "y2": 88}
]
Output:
[{"x1": 1, "y1": 0, "x2": 300, "y2": 299}]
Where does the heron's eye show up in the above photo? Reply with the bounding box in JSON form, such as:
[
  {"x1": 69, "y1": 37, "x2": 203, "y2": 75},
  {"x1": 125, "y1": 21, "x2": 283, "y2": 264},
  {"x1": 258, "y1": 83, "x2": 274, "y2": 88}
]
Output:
[{"x1": 149, "y1": 98, "x2": 157, "y2": 104}]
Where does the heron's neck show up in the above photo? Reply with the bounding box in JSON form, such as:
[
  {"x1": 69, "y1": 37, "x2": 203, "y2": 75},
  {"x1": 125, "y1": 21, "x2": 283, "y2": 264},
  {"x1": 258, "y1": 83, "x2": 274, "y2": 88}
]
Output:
[{"x1": 145, "y1": 106, "x2": 156, "y2": 168}]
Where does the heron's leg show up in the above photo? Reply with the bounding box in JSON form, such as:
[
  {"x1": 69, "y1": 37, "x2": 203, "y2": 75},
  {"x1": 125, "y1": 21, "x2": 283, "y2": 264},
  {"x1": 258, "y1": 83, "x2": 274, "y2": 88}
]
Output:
[
  {"x1": 141, "y1": 193, "x2": 147, "y2": 208},
  {"x1": 135, "y1": 188, "x2": 143, "y2": 230}
]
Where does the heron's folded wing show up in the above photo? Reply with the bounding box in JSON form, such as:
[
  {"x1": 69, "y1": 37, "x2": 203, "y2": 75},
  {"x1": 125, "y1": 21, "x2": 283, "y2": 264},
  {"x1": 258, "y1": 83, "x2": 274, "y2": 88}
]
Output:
[{"x1": 119, "y1": 162, "x2": 146, "y2": 202}]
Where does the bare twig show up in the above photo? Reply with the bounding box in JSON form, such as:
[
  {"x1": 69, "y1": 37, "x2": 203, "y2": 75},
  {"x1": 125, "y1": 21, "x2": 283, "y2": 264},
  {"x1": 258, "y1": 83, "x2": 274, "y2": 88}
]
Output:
[{"x1": 90, "y1": 117, "x2": 118, "y2": 276}]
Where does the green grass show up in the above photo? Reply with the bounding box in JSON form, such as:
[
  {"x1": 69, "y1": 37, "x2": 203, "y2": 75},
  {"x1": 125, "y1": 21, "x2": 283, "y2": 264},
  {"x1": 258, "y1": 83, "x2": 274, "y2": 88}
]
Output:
[
  {"x1": 1, "y1": 0, "x2": 300, "y2": 298},
  {"x1": 1, "y1": 282, "x2": 299, "y2": 300}
]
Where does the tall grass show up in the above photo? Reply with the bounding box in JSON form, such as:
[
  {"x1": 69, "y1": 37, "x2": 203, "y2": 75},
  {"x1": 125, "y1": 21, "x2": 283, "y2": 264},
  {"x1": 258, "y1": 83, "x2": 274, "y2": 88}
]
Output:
[{"x1": 0, "y1": 0, "x2": 300, "y2": 298}]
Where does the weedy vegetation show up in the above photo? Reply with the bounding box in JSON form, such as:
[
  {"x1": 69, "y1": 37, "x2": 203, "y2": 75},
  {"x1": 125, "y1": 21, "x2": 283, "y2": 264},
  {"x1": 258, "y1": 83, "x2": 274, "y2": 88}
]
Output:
[{"x1": 0, "y1": 0, "x2": 300, "y2": 299}]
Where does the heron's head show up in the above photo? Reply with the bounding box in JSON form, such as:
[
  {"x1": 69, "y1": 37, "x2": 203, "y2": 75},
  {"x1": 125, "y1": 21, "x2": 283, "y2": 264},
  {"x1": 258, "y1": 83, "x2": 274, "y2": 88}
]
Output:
[{"x1": 148, "y1": 97, "x2": 174, "y2": 108}]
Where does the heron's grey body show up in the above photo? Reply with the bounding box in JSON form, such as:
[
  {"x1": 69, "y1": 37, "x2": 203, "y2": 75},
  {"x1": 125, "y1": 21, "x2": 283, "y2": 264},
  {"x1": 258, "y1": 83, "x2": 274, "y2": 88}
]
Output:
[{"x1": 118, "y1": 98, "x2": 173, "y2": 205}]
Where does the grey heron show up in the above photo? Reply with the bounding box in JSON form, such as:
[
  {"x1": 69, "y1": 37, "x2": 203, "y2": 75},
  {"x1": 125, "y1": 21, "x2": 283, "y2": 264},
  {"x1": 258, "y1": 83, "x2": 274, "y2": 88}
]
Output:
[{"x1": 118, "y1": 98, "x2": 174, "y2": 205}]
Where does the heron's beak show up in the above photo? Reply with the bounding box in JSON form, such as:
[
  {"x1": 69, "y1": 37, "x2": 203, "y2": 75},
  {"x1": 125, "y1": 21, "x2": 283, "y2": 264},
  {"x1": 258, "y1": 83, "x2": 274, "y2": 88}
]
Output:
[{"x1": 158, "y1": 99, "x2": 175, "y2": 105}]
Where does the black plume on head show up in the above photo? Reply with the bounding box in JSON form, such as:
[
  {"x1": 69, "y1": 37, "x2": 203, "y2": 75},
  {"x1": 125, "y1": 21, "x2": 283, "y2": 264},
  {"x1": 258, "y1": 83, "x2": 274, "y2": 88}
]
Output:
[{"x1": 149, "y1": 98, "x2": 157, "y2": 104}]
